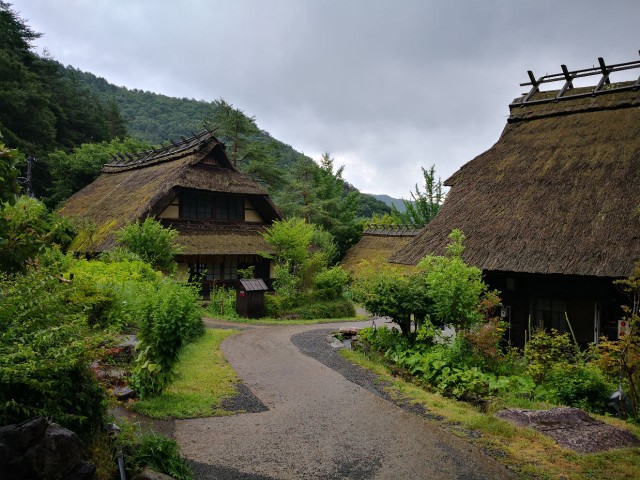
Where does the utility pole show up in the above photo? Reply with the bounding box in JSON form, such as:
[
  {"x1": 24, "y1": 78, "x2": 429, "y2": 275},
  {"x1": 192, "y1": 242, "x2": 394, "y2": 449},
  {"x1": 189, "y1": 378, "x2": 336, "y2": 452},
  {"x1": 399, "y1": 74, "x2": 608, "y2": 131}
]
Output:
[{"x1": 18, "y1": 156, "x2": 35, "y2": 197}]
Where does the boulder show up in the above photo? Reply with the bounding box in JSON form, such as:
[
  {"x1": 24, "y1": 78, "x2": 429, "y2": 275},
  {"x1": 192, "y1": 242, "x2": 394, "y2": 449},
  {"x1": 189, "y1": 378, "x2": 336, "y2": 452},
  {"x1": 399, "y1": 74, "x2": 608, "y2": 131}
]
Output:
[
  {"x1": 113, "y1": 385, "x2": 136, "y2": 400},
  {"x1": 25, "y1": 423, "x2": 83, "y2": 480},
  {"x1": 0, "y1": 417, "x2": 48, "y2": 451},
  {"x1": 132, "y1": 467, "x2": 177, "y2": 480},
  {"x1": 495, "y1": 407, "x2": 640, "y2": 453},
  {"x1": 338, "y1": 326, "x2": 360, "y2": 337}
]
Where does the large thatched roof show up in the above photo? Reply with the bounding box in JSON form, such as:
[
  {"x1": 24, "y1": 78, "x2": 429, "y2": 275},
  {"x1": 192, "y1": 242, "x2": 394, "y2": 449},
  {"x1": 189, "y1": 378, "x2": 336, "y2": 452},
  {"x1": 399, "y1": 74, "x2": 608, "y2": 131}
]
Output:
[
  {"x1": 60, "y1": 130, "x2": 281, "y2": 253},
  {"x1": 391, "y1": 81, "x2": 640, "y2": 278}
]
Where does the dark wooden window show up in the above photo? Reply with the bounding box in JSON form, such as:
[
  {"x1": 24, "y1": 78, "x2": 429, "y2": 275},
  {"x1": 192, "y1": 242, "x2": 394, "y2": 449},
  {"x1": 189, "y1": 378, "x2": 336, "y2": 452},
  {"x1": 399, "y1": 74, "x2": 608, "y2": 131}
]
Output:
[
  {"x1": 180, "y1": 191, "x2": 243, "y2": 221},
  {"x1": 533, "y1": 298, "x2": 568, "y2": 332}
]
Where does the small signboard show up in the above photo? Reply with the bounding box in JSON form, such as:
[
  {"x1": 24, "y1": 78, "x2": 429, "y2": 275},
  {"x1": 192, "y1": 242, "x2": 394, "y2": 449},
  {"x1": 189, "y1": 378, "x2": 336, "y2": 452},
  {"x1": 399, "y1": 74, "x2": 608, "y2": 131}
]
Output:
[{"x1": 618, "y1": 320, "x2": 630, "y2": 339}]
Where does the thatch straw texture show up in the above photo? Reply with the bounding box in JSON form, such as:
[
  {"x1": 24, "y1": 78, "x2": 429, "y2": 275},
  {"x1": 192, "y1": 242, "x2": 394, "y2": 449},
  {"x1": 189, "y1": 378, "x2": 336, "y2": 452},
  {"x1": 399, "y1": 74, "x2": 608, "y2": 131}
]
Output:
[
  {"x1": 391, "y1": 86, "x2": 640, "y2": 278},
  {"x1": 342, "y1": 231, "x2": 417, "y2": 274},
  {"x1": 60, "y1": 135, "x2": 279, "y2": 252},
  {"x1": 163, "y1": 222, "x2": 274, "y2": 256}
]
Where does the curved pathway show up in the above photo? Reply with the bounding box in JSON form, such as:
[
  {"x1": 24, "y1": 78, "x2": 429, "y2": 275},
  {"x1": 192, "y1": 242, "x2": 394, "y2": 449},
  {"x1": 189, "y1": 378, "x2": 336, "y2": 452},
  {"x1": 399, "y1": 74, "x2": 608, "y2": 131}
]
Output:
[{"x1": 174, "y1": 322, "x2": 517, "y2": 479}]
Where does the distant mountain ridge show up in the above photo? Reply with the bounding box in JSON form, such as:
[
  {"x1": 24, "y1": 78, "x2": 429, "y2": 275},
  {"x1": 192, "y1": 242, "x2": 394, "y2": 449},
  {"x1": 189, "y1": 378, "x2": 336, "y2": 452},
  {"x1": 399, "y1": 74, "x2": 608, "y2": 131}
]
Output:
[{"x1": 368, "y1": 194, "x2": 408, "y2": 213}]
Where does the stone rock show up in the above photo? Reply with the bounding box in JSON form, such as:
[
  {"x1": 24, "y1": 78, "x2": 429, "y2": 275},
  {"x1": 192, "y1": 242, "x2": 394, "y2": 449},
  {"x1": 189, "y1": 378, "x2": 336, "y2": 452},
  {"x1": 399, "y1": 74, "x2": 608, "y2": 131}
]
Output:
[
  {"x1": 132, "y1": 467, "x2": 177, "y2": 480},
  {"x1": 329, "y1": 339, "x2": 344, "y2": 350},
  {"x1": 0, "y1": 442, "x2": 31, "y2": 480},
  {"x1": 112, "y1": 334, "x2": 138, "y2": 362},
  {"x1": 25, "y1": 423, "x2": 83, "y2": 480},
  {"x1": 66, "y1": 461, "x2": 97, "y2": 480},
  {"x1": 338, "y1": 326, "x2": 360, "y2": 337},
  {"x1": 113, "y1": 385, "x2": 136, "y2": 400},
  {"x1": 0, "y1": 417, "x2": 49, "y2": 452},
  {"x1": 495, "y1": 407, "x2": 640, "y2": 453}
]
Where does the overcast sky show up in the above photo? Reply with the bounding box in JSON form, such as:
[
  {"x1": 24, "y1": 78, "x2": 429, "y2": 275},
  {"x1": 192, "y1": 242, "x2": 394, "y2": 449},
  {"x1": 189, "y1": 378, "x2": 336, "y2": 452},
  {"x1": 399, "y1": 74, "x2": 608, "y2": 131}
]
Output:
[{"x1": 13, "y1": 0, "x2": 640, "y2": 198}]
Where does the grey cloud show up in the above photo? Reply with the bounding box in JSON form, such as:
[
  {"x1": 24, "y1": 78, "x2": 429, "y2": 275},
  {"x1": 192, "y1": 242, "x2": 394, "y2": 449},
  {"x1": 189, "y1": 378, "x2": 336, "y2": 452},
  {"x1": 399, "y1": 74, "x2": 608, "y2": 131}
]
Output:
[{"x1": 14, "y1": 0, "x2": 640, "y2": 197}]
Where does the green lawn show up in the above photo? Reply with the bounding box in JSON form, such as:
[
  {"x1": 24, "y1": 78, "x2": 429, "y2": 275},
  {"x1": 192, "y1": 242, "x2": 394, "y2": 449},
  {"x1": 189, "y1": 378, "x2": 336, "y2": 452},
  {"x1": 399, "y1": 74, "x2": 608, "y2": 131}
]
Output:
[
  {"x1": 132, "y1": 328, "x2": 239, "y2": 419},
  {"x1": 339, "y1": 348, "x2": 640, "y2": 480}
]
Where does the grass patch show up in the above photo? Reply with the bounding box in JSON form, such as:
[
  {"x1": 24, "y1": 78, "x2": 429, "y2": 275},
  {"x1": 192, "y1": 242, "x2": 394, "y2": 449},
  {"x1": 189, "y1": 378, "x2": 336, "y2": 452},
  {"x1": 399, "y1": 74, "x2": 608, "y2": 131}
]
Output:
[
  {"x1": 202, "y1": 315, "x2": 369, "y2": 326},
  {"x1": 131, "y1": 328, "x2": 239, "y2": 419},
  {"x1": 339, "y1": 348, "x2": 640, "y2": 480}
]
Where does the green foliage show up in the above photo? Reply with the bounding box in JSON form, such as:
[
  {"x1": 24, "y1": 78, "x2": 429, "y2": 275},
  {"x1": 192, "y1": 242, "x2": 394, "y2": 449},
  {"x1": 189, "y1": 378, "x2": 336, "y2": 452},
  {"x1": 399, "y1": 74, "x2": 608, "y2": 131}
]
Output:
[
  {"x1": 119, "y1": 430, "x2": 193, "y2": 480},
  {"x1": 209, "y1": 99, "x2": 285, "y2": 193},
  {"x1": 115, "y1": 217, "x2": 183, "y2": 274},
  {"x1": 353, "y1": 263, "x2": 425, "y2": 337},
  {"x1": 524, "y1": 328, "x2": 581, "y2": 384},
  {"x1": 130, "y1": 279, "x2": 204, "y2": 398},
  {"x1": 417, "y1": 229, "x2": 489, "y2": 330},
  {"x1": 262, "y1": 218, "x2": 348, "y2": 312},
  {"x1": 356, "y1": 194, "x2": 392, "y2": 219},
  {"x1": 271, "y1": 262, "x2": 299, "y2": 307},
  {"x1": 313, "y1": 266, "x2": 350, "y2": 300},
  {"x1": 0, "y1": 195, "x2": 75, "y2": 273},
  {"x1": 357, "y1": 327, "x2": 535, "y2": 403},
  {"x1": 542, "y1": 363, "x2": 614, "y2": 414},
  {"x1": 68, "y1": 256, "x2": 160, "y2": 330},
  {"x1": 392, "y1": 165, "x2": 444, "y2": 225},
  {"x1": 288, "y1": 298, "x2": 355, "y2": 320},
  {"x1": 0, "y1": 140, "x2": 22, "y2": 203},
  {"x1": 47, "y1": 137, "x2": 149, "y2": 206},
  {"x1": 0, "y1": 268, "x2": 106, "y2": 435},
  {"x1": 595, "y1": 263, "x2": 640, "y2": 419},
  {"x1": 262, "y1": 217, "x2": 315, "y2": 269},
  {"x1": 205, "y1": 286, "x2": 238, "y2": 318},
  {"x1": 264, "y1": 293, "x2": 286, "y2": 318},
  {"x1": 354, "y1": 230, "x2": 494, "y2": 337},
  {"x1": 278, "y1": 153, "x2": 361, "y2": 258}
]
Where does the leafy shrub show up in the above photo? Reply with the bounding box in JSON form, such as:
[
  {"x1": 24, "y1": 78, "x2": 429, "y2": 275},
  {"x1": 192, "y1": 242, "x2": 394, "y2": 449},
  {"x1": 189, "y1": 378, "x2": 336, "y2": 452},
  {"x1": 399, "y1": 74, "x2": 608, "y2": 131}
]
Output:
[
  {"x1": 119, "y1": 430, "x2": 193, "y2": 480},
  {"x1": 525, "y1": 328, "x2": 580, "y2": 384},
  {"x1": 542, "y1": 363, "x2": 614, "y2": 414},
  {"x1": 115, "y1": 218, "x2": 182, "y2": 274},
  {"x1": 357, "y1": 327, "x2": 535, "y2": 403},
  {"x1": 288, "y1": 298, "x2": 355, "y2": 319},
  {"x1": 264, "y1": 293, "x2": 285, "y2": 318},
  {"x1": 313, "y1": 266, "x2": 349, "y2": 300},
  {"x1": 131, "y1": 279, "x2": 204, "y2": 398},
  {"x1": 417, "y1": 230, "x2": 491, "y2": 330},
  {"x1": 70, "y1": 257, "x2": 161, "y2": 331},
  {"x1": 0, "y1": 270, "x2": 106, "y2": 435},
  {"x1": 0, "y1": 196, "x2": 75, "y2": 273}
]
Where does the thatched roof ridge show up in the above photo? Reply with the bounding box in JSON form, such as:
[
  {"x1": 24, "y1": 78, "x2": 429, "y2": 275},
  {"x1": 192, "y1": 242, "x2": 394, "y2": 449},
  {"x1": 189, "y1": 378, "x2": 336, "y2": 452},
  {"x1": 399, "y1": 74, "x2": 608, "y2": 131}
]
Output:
[
  {"x1": 364, "y1": 224, "x2": 423, "y2": 236},
  {"x1": 391, "y1": 86, "x2": 640, "y2": 278},
  {"x1": 102, "y1": 129, "x2": 228, "y2": 172}
]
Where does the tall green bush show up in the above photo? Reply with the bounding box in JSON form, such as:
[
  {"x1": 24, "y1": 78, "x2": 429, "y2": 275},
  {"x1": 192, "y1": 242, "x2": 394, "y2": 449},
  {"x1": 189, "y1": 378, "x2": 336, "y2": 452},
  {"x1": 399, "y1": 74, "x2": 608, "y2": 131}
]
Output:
[
  {"x1": 313, "y1": 266, "x2": 349, "y2": 300},
  {"x1": 130, "y1": 279, "x2": 204, "y2": 398},
  {"x1": 115, "y1": 218, "x2": 182, "y2": 274}
]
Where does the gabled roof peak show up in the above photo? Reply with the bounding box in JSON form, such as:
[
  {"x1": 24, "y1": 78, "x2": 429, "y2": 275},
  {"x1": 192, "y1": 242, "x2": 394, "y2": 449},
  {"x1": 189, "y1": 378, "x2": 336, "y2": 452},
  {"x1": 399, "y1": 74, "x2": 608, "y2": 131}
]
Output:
[{"x1": 102, "y1": 128, "x2": 222, "y2": 173}]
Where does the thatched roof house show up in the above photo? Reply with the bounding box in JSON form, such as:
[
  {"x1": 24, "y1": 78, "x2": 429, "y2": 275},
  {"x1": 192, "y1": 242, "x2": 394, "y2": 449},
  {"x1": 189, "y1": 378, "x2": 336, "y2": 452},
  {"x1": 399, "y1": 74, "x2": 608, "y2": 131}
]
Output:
[
  {"x1": 391, "y1": 57, "x2": 640, "y2": 345},
  {"x1": 342, "y1": 224, "x2": 422, "y2": 274},
  {"x1": 60, "y1": 130, "x2": 282, "y2": 291}
]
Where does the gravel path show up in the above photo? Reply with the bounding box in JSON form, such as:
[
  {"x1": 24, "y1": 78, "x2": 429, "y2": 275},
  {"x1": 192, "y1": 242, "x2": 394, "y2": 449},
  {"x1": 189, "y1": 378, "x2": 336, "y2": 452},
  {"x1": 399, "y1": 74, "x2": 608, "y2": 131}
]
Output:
[{"x1": 174, "y1": 322, "x2": 517, "y2": 480}]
